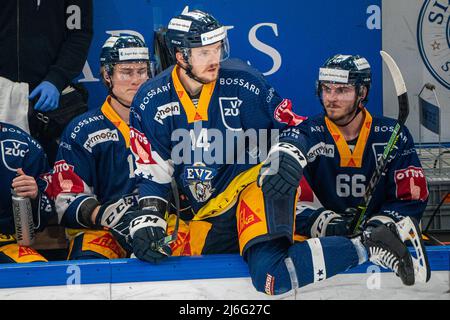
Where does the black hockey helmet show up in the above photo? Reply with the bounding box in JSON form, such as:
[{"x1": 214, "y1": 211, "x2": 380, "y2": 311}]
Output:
[
  {"x1": 100, "y1": 34, "x2": 154, "y2": 77},
  {"x1": 316, "y1": 54, "x2": 372, "y2": 104},
  {"x1": 165, "y1": 9, "x2": 230, "y2": 63}
]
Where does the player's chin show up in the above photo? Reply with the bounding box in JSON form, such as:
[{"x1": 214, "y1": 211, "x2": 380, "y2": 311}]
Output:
[{"x1": 200, "y1": 72, "x2": 218, "y2": 83}]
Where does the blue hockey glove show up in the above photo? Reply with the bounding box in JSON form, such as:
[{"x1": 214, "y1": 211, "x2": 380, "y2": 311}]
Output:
[
  {"x1": 29, "y1": 81, "x2": 60, "y2": 112},
  {"x1": 257, "y1": 142, "x2": 306, "y2": 200},
  {"x1": 310, "y1": 208, "x2": 356, "y2": 237}
]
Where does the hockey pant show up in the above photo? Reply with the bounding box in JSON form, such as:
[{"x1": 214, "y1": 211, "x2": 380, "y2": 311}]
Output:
[
  {"x1": 66, "y1": 229, "x2": 127, "y2": 260},
  {"x1": 0, "y1": 233, "x2": 47, "y2": 263}
]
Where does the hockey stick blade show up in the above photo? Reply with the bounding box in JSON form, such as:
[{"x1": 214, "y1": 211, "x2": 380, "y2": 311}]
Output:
[
  {"x1": 380, "y1": 51, "x2": 409, "y2": 125},
  {"x1": 349, "y1": 51, "x2": 410, "y2": 233}
]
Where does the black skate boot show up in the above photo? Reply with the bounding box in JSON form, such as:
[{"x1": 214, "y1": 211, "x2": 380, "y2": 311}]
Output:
[{"x1": 361, "y1": 217, "x2": 430, "y2": 286}]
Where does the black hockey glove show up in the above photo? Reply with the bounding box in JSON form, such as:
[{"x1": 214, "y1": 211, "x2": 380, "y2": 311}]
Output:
[
  {"x1": 309, "y1": 208, "x2": 356, "y2": 237},
  {"x1": 110, "y1": 197, "x2": 171, "y2": 263},
  {"x1": 363, "y1": 213, "x2": 399, "y2": 233},
  {"x1": 257, "y1": 142, "x2": 306, "y2": 200}
]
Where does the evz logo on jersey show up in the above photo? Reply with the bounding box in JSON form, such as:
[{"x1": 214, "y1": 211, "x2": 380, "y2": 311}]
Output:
[
  {"x1": 183, "y1": 163, "x2": 216, "y2": 202},
  {"x1": 154, "y1": 102, "x2": 180, "y2": 124},
  {"x1": 83, "y1": 129, "x2": 119, "y2": 153},
  {"x1": 1, "y1": 139, "x2": 29, "y2": 171},
  {"x1": 219, "y1": 97, "x2": 243, "y2": 131},
  {"x1": 394, "y1": 166, "x2": 429, "y2": 202}
]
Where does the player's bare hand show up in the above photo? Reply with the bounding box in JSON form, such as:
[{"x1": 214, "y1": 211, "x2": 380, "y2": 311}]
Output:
[{"x1": 11, "y1": 168, "x2": 39, "y2": 199}]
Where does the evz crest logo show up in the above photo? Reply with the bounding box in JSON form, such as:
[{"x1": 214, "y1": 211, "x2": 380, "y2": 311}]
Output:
[
  {"x1": 417, "y1": 0, "x2": 450, "y2": 89},
  {"x1": 1, "y1": 139, "x2": 29, "y2": 171},
  {"x1": 219, "y1": 97, "x2": 243, "y2": 131},
  {"x1": 183, "y1": 163, "x2": 216, "y2": 203}
]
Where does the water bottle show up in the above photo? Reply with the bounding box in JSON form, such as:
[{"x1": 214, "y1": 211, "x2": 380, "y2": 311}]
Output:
[{"x1": 11, "y1": 189, "x2": 35, "y2": 246}]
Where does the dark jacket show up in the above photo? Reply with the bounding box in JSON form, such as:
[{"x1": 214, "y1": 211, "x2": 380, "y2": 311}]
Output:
[{"x1": 0, "y1": 0, "x2": 93, "y2": 92}]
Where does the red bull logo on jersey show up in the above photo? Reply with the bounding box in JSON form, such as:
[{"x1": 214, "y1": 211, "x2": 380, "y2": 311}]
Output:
[{"x1": 394, "y1": 166, "x2": 429, "y2": 202}]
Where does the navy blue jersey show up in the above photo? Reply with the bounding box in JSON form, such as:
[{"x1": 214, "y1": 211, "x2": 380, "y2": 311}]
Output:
[
  {"x1": 279, "y1": 111, "x2": 428, "y2": 237},
  {"x1": 130, "y1": 59, "x2": 304, "y2": 220},
  {"x1": 48, "y1": 98, "x2": 137, "y2": 228},
  {"x1": 0, "y1": 122, "x2": 54, "y2": 234}
]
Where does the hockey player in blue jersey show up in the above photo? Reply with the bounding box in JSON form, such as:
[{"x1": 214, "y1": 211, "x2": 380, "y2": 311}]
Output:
[
  {"x1": 261, "y1": 54, "x2": 428, "y2": 237},
  {"x1": 0, "y1": 122, "x2": 54, "y2": 263},
  {"x1": 256, "y1": 54, "x2": 430, "y2": 293},
  {"x1": 46, "y1": 35, "x2": 153, "y2": 259},
  {"x1": 123, "y1": 8, "x2": 305, "y2": 261}
]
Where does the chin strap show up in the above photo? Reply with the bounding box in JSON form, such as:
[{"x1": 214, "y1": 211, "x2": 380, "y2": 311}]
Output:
[
  {"x1": 177, "y1": 62, "x2": 210, "y2": 85},
  {"x1": 107, "y1": 83, "x2": 131, "y2": 109}
]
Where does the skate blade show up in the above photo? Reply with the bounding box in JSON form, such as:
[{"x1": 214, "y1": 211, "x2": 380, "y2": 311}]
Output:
[{"x1": 396, "y1": 217, "x2": 431, "y2": 283}]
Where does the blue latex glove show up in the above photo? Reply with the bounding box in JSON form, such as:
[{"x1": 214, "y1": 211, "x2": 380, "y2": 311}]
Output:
[{"x1": 29, "y1": 81, "x2": 60, "y2": 112}]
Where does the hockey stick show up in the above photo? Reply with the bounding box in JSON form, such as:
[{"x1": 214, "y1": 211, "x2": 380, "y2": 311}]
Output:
[{"x1": 348, "y1": 51, "x2": 409, "y2": 233}]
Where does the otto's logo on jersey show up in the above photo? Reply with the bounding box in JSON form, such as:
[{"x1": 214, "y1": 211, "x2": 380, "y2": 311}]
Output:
[
  {"x1": 183, "y1": 163, "x2": 216, "y2": 203},
  {"x1": 1, "y1": 139, "x2": 29, "y2": 171},
  {"x1": 219, "y1": 97, "x2": 243, "y2": 131},
  {"x1": 154, "y1": 102, "x2": 181, "y2": 125},
  {"x1": 394, "y1": 166, "x2": 429, "y2": 202},
  {"x1": 83, "y1": 129, "x2": 119, "y2": 153},
  {"x1": 46, "y1": 160, "x2": 85, "y2": 198},
  {"x1": 130, "y1": 128, "x2": 155, "y2": 165},
  {"x1": 307, "y1": 143, "x2": 335, "y2": 162},
  {"x1": 274, "y1": 99, "x2": 306, "y2": 126}
]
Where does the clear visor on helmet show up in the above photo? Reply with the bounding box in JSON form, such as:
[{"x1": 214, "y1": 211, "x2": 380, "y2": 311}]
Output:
[
  {"x1": 189, "y1": 38, "x2": 229, "y2": 62},
  {"x1": 320, "y1": 82, "x2": 356, "y2": 100},
  {"x1": 182, "y1": 26, "x2": 230, "y2": 67},
  {"x1": 111, "y1": 61, "x2": 154, "y2": 82}
]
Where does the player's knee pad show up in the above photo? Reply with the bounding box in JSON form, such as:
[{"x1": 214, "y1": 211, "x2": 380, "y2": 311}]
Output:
[
  {"x1": 67, "y1": 229, "x2": 128, "y2": 260},
  {"x1": 237, "y1": 182, "x2": 297, "y2": 254},
  {"x1": 0, "y1": 243, "x2": 47, "y2": 263},
  {"x1": 245, "y1": 238, "x2": 296, "y2": 295}
]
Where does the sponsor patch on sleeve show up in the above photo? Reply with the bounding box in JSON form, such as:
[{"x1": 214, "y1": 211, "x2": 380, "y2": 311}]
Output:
[
  {"x1": 394, "y1": 166, "x2": 429, "y2": 202},
  {"x1": 47, "y1": 160, "x2": 86, "y2": 199},
  {"x1": 274, "y1": 99, "x2": 307, "y2": 126},
  {"x1": 130, "y1": 128, "x2": 156, "y2": 165}
]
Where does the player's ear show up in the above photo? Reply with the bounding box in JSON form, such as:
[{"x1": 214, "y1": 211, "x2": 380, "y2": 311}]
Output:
[
  {"x1": 101, "y1": 68, "x2": 111, "y2": 86},
  {"x1": 175, "y1": 51, "x2": 186, "y2": 66}
]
